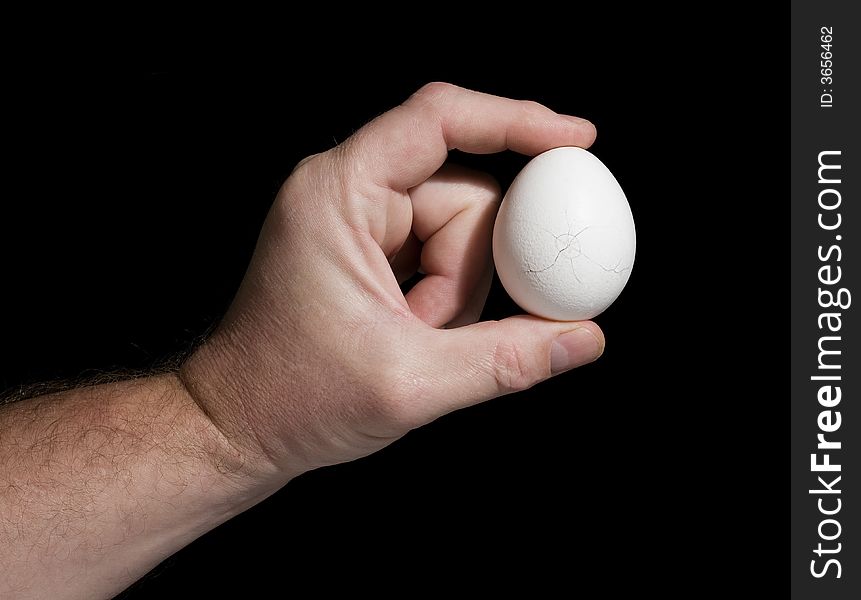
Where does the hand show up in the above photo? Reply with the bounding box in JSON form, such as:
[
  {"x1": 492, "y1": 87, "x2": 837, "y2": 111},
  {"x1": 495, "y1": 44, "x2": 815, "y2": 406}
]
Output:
[
  {"x1": 0, "y1": 83, "x2": 604, "y2": 599},
  {"x1": 181, "y1": 83, "x2": 604, "y2": 484}
]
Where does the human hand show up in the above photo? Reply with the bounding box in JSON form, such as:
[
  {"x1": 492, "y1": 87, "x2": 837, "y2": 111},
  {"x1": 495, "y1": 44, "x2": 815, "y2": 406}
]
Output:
[{"x1": 180, "y1": 83, "x2": 604, "y2": 486}]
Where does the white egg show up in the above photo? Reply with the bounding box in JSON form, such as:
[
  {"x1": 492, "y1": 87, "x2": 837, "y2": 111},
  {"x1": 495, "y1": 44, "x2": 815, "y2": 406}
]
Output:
[{"x1": 492, "y1": 147, "x2": 635, "y2": 321}]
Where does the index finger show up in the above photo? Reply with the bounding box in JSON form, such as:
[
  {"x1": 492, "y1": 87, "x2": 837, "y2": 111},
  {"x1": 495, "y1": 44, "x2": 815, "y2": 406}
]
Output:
[{"x1": 343, "y1": 82, "x2": 597, "y2": 190}]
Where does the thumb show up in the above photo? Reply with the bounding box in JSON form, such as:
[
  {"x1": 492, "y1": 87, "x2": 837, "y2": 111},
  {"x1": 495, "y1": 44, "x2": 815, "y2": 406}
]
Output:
[{"x1": 417, "y1": 316, "x2": 604, "y2": 418}]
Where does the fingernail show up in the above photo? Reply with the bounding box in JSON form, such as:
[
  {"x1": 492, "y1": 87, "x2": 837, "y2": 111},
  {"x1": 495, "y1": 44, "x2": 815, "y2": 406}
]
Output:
[
  {"x1": 550, "y1": 328, "x2": 602, "y2": 374},
  {"x1": 563, "y1": 115, "x2": 593, "y2": 127}
]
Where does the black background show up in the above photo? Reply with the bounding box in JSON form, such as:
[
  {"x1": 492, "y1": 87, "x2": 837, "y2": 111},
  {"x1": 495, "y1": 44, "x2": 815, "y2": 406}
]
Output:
[{"x1": 2, "y1": 14, "x2": 786, "y2": 598}]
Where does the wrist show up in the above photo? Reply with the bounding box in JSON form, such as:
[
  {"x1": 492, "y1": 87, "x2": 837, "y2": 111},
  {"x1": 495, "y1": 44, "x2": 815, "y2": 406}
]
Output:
[{"x1": 178, "y1": 327, "x2": 302, "y2": 489}]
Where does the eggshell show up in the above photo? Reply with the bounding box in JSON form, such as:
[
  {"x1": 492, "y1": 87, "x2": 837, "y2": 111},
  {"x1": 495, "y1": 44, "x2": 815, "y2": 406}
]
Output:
[{"x1": 492, "y1": 147, "x2": 635, "y2": 321}]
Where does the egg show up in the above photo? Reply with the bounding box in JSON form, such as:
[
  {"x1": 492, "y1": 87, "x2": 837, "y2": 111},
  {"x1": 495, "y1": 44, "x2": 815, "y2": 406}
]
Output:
[{"x1": 492, "y1": 147, "x2": 635, "y2": 321}]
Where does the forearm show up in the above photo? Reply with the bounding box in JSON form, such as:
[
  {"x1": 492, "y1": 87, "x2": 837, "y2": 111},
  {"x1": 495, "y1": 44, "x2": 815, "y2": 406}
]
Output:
[{"x1": 0, "y1": 373, "x2": 270, "y2": 600}]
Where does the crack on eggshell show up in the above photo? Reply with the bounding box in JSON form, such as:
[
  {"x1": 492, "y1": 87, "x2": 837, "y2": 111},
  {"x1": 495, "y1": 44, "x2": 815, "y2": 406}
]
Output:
[
  {"x1": 524, "y1": 211, "x2": 631, "y2": 281},
  {"x1": 581, "y1": 253, "x2": 631, "y2": 275}
]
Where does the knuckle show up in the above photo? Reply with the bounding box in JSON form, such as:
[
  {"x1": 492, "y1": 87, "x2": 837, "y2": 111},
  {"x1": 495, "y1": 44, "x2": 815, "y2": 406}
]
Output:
[
  {"x1": 520, "y1": 99, "x2": 551, "y2": 119},
  {"x1": 492, "y1": 339, "x2": 541, "y2": 394},
  {"x1": 271, "y1": 152, "x2": 342, "y2": 232},
  {"x1": 290, "y1": 152, "x2": 323, "y2": 176},
  {"x1": 272, "y1": 176, "x2": 305, "y2": 220},
  {"x1": 409, "y1": 81, "x2": 456, "y2": 106},
  {"x1": 281, "y1": 152, "x2": 326, "y2": 198}
]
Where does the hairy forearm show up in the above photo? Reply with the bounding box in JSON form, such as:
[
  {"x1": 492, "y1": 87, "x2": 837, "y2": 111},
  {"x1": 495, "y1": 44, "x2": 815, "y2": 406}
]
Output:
[{"x1": 0, "y1": 373, "x2": 269, "y2": 600}]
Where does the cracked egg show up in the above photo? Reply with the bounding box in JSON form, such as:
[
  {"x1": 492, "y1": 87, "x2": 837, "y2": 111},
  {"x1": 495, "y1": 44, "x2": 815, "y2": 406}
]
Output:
[{"x1": 492, "y1": 146, "x2": 635, "y2": 321}]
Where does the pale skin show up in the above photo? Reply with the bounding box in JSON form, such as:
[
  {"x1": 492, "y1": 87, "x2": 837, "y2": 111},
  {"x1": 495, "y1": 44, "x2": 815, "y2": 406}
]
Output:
[{"x1": 0, "y1": 83, "x2": 604, "y2": 599}]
